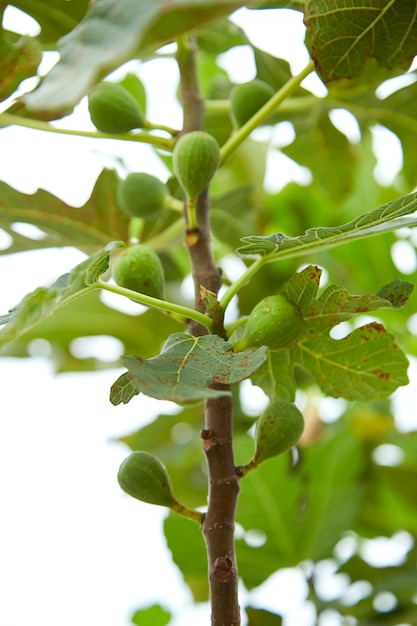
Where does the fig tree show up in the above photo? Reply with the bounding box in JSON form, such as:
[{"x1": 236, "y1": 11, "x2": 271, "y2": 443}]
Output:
[
  {"x1": 117, "y1": 172, "x2": 168, "y2": 219},
  {"x1": 118, "y1": 451, "x2": 177, "y2": 507},
  {"x1": 230, "y1": 79, "x2": 275, "y2": 128},
  {"x1": 173, "y1": 131, "x2": 220, "y2": 202},
  {"x1": 233, "y1": 294, "x2": 305, "y2": 352},
  {"x1": 111, "y1": 244, "x2": 165, "y2": 300},
  {"x1": 88, "y1": 81, "x2": 145, "y2": 134},
  {"x1": 254, "y1": 399, "x2": 304, "y2": 462}
]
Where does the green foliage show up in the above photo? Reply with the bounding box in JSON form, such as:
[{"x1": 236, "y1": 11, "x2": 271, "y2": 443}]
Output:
[
  {"x1": 131, "y1": 605, "x2": 171, "y2": 626},
  {"x1": 110, "y1": 333, "x2": 267, "y2": 404},
  {"x1": 1, "y1": 1, "x2": 417, "y2": 624}
]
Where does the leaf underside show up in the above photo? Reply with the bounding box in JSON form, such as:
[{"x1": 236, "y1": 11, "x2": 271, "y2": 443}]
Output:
[{"x1": 110, "y1": 333, "x2": 267, "y2": 404}]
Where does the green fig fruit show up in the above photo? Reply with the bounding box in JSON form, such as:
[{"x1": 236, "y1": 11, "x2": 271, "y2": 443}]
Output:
[
  {"x1": 117, "y1": 451, "x2": 177, "y2": 507},
  {"x1": 88, "y1": 82, "x2": 145, "y2": 134},
  {"x1": 173, "y1": 131, "x2": 220, "y2": 201},
  {"x1": 111, "y1": 244, "x2": 165, "y2": 299},
  {"x1": 117, "y1": 172, "x2": 168, "y2": 219},
  {"x1": 230, "y1": 79, "x2": 275, "y2": 128},
  {"x1": 254, "y1": 399, "x2": 304, "y2": 462},
  {"x1": 234, "y1": 295, "x2": 305, "y2": 352}
]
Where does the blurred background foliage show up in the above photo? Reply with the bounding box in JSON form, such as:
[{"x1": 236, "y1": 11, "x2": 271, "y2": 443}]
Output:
[{"x1": 1, "y1": 1, "x2": 417, "y2": 624}]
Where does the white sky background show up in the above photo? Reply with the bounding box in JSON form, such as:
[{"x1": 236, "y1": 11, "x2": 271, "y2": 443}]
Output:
[{"x1": 0, "y1": 6, "x2": 417, "y2": 626}]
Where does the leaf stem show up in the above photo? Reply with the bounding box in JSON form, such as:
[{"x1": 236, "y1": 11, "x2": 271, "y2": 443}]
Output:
[
  {"x1": 220, "y1": 255, "x2": 266, "y2": 311},
  {"x1": 172, "y1": 502, "x2": 204, "y2": 523},
  {"x1": 0, "y1": 113, "x2": 175, "y2": 150},
  {"x1": 219, "y1": 60, "x2": 316, "y2": 164},
  {"x1": 97, "y1": 279, "x2": 214, "y2": 330}
]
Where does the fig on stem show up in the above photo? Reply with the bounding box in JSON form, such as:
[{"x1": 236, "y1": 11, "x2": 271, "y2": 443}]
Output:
[
  {"x1": 230, "y1": 79, "x2": 275, "y2": 128},
  {"x1": 254, "y1": 399, "x2": 304, "y2": 462},
  {"x1": 118, "y1": 451, "x2": 177, "y2": 507},
  {"x1": 173, "y1": 130, "x2": 220, "y2": 202},
  {"x1": 233, "y1": 294, "x2": 305, "y2": 352},
  {"x1": 111, "y1": 243, "x2": 165, "y2": 300},
  {"x1": 88, "y1": 81, "x2": 145, "y2": 134},
  {"x1": 117, "y1": 172, "x2": 168, "y2": 219}
]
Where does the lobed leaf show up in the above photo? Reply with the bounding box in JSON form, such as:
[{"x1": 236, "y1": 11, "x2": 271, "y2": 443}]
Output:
[
  {"x1": 293, "y1": 321, "x2": 409, "y2": 400},
  {"x1": 249, "y1": 266, "x2": 412, "y2": 402},
  {"x1": 0, "y1": 169, "x2": 129, "y2": 255},
  {"x1": 304, "y1": 0, "x2": 417, "y2": 83},
  {"x1": 110, "y1": 332, "x2": 267, "y2": 404},
  {"x1": 286, "y1": 266, "x2": 412, "y2": 400},
  {"x1": 237, "y1": 190, "x2": 417, "y2": 256}
]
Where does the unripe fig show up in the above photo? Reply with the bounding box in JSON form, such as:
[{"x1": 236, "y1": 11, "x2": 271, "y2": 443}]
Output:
[
  {"x1": 118, "y1": 451, "x2": 177, "y2": 507},
  {"x1": 254, "y1": 399, "x2": 304, "y2": 462},
  {"x1": 88, "y1": 82, "x2": 145, "y2": 134},
  {"x1": 234, "y1": 295, "x2": 305, "y2": 352},
  {"x1": 230, "y1": 79, "x2": 275, "y2": 128},
  {"x1": 111, "y1": 244, "x2": 165, "y2": 299},
  {"x1": 117, "y1": 172, "x2": 168, "y2": 219},
  {"x1": 173, "y1": 131, "x2": 220, "y2": 201}
]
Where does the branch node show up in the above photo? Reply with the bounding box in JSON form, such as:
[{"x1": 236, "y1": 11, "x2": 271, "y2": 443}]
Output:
[
  {"x1": 213, "y1": 556, "x2": 235, "y2": 582},
  {"x1": 185, "y1": 228, "x2": 200, "y2": 247}
]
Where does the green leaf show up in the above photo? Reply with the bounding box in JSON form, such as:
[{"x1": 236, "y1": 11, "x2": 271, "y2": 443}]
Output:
[
  {"x1": 11, "y1": 0, "x2": 89, "y2": 44},
  {"x1": 164, "y1": 513, "x2": 208, "y2": 601},
  {"x1": 251, "y1": 350, "x2": 297, "y2": 401},
  {"x1": 237, "y1": 190, "x2": 417, "y2": 257},
  {"x1": 0, "y1": 241, "x2": 122, "y2": 348},
  {"x1": 304, "y1": 0, "x2": 417, "y2": 83},
  {"x1": 284, "y1": 266, "x2": 411, "y2": 400},
  {"x1": 24, "y1": 0, "x2": 248, "y2": 117},
  {"x1": 131, "y1": 605, "x2": 171, "y2": 626},
  {"x1": 235, "y1": 430, "x2": 365, "y2": 588},
  {"x1": 110, "y1": 333, "x2": 267, "y2": 404},
  {"x1": 254, "y1": 47, "x2": 309, "y2": 95},
  {"x1": 0, "y1": 291, "x2": 183, "y2": 372},
  {"x1": 246, "y1": 607, "x2": 283, "y2": 625},
  {"x1": 0, "y1": 169, "x2": 130, "y2": 255},
  {"x1": 295, "y1": 321, "x2": 409, "y2": 400}
]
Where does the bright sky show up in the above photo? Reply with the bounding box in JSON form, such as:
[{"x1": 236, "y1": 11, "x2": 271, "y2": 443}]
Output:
[{"x1": 0, "y1": 6, "x2": 416, "y2": 626}]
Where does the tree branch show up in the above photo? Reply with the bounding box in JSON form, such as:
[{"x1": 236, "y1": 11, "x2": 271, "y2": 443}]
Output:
[{"x1": 176, "y1": 34, "x2": 241, "y2": 625}]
